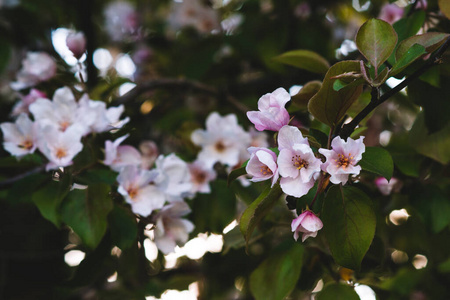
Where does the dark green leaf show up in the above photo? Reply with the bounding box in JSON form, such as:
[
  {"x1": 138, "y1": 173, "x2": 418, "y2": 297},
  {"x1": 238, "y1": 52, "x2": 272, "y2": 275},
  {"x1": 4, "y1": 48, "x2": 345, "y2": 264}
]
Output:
[
  {"x1": 32, "y1": 174, "x2": 72, "y2": 227},
  {"x1": 409, "y1": 112, "x2": 450, "y2": 164},
  {"x1": 356, "y1": 19, "x2": 397, "y2": 71},
  {"x1": 76, "y1": 168, "x2": 118, "y2": 185},
  {"x1": 393, "y1": 11, "x2": 426, "y2": 43},
  {"x1": 61, "y1": 183, "x2": 113, "y2": 249},
  {"x1": 308, "y1": 61, "x2": 363, "y2": 127},
  {"x1": 239, "y1": 184, "x2": 283, "y2": 247},
  {"x1": 108, "y1": 205, "x2": 138, "y2": 250},
  {"x1": 359, "y1": 147, "x2": 394, "y2": 181},
  {"x1": 273, "y1": 50, "x2": 330, "y2": 74},
  {"x1": 322, "y1": 185, "x2": 376, "y2": 270},
  {"x1": 316, "y1": 283, "x2": 359, "y2": 300},
  {"x1": 308, "y1": 128, "x2": 329, "y2": 148},
  {"x1": 390, "y1": 43, "x2": 426, "y2": 76},
  {"x1": 227, "y1": 166, "x2": 247, "y2": 187},
  {"x1": 249, "y1": 241, "x2": 304, "y2": 300},
  {"x1": 7, "y1": 173, "x2": 49, "y2": 204},
  {"x1": 396, "y1": 32, "x2": 450, "y2": 61},
  {"x1": 0, "y1": 37, "x2": 11, "y2": 74},
  {"x1": 291, "y1": 80, "x2": 322, "y2": 108}
]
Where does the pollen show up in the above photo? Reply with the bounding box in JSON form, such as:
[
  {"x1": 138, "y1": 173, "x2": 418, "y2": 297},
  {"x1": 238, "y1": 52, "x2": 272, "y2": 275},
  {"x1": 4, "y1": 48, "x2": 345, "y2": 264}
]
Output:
[
  {"x1": 291, "y1": 155, "x2": 308, "y2": 170},
  {"x1": 214, "y1": 140, "x2": 226, "y2": 153},
  {"x1": 127, "y1": 187, "x2": 139, "y2": 200},
  {"x1": 55, "y1": 148, "x2": 67, "y2": 159},
  {"x1": 59, "y1": 121, "x2": 71, "y2": 132},
  {"x1": 19, "y1": 139, "x2": 33, "y2": 150},
  {"x1": 335, "y1": 153, "x2": 354, "y2": 169},
  {"x1": 260, "y1": 165, "x2": 272, "y2": 176}
]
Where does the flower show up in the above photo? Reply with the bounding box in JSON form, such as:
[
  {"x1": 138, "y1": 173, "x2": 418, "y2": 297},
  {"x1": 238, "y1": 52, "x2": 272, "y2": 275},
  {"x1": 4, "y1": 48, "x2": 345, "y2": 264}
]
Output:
[
  {"x1": 66, "y1": 31, "x2": 86, "y2": 60},
  {"x1": 155, "y1": 154, "x2": 193, "y2": 202},
  {"x1": 247, "y1": 87, "x2": 291, "y2": 132},
  {"x1": 11, "y1": 52, "x2": 56, "y2": 90},
  {"x1": 168, "y1": 0, "x2": 221, "y2": 34},
  {"x1": 0, "y1": 113, "x2": 38, "y2": 157},
  {"x1": 378, "y1": 3, "x2": 404, "y2": 24},
  {"x1": 11, "y1": 89, "x2": 46, "y2": 116},
  {"x1": 104, "y1": 0, "x2": 139, "y2": 41},
  {"x1": 277, "y1": 126, "x2": 322, "y2": 197},
  {"x1": 191, "y1": 112, "x2": 251, "y2": 168},
  {"x1": 188, "y1": 160, "x2": 217, "y2": 194},
  {"x1": 246, "y1": 147, "x2": 279, "y2": 187},
  {"x1": 152, "y1": 201, "x2": 195, "y2": 254},
  {"x1": 117, "y1": 165, "x2": 166, "y2": 217},
  {"x1": 319, "y1": 136, "x2": 365, "y2": 185},
  {"x1": 291, "y1": 210, "x2": 323, "y2": 242},
  {"x1": 375, "y1": 177, "x2": 401, "y2": 196},
  {"x1": 103, "y1": 135, "x2": 142, "y2": 171},
  {"x1": 139, "y1": 140, "x2": 159, "y2": 169}
]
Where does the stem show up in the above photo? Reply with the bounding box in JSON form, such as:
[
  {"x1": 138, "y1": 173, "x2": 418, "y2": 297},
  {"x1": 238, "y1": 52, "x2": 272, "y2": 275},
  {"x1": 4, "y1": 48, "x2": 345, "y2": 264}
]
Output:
[
  {"x1": 339, "y1": 36, "x2": 450, "y2": 139},
  {"x1": 0, "y1": 165, "x2": 46, "y2": 188}
]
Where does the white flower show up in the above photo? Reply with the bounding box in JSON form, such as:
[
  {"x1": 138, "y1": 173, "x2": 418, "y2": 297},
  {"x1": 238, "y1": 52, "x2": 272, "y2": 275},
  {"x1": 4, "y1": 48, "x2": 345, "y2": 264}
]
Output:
[
  {"x1": 11, "y1": 89, "x2": 46, "y2": 116},
  {"x1": 277, "y1": 126, "x2": 322, "y2": 197},
  {"x1": 103, "y1": 135, "x2": 142, "y2": 172},
  {"x1": 1, "y1": 113, "x2": 38, "y2": 157},
  {"x1": 188, "y1": 160, "x2": 217, "y2": 194},
  {"x1": 37, "y1": 125, "x2": 84, "y2": 170},
  {"x1": 153, "y1": 201, "x2": 194, "y2": 254},
  {"x1": 191, "y1": 112, "x2": 251, "y2": 168},
  {"x1": 11, "y1": 52, "x2": 56, "y2": 90},
  {"x1": 168, "y1": 0, "x2": 221, "y2": 34},
  {"x1": 117, "y1": 165, "x2": 166, "y2": 217},
  {"x1": 291, "y1": 210, "x2": 323, "y2": 242},
  {"x1": 319, "y1": 136, "x2": 365, "y2": 185},
  {"x1": 246, "y1": 147, "x2": 279, "y2": 187},
  {"x1": 104, "y1": 1, "x2": 139, "y2": 41},
  {"x1": 155, "y1": 154, "x2": 193, "y2": 202}
]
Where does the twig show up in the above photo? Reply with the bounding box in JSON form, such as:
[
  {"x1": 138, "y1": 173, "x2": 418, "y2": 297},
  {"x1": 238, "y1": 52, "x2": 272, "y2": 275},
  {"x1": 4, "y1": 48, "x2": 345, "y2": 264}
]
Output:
[
  {"x1": 112, "y1": 78, "x2": 249, "y2": 113},
  {"x1": 0, "y1": 165, "x2": 46, "y2": 188},
  {"x1": 339, "y1": 36, "x2": 450, "y2": 139}
]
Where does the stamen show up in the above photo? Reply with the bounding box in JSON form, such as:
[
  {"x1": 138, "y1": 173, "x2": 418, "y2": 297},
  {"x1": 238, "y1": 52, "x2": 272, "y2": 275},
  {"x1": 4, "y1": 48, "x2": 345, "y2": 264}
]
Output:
[
  {"x1": 214, "y1": 141, "x2": 226, "y2": 152},
  {"x1": 291, "y1": 154, "x2": 309, "y2": 170},
  {"x1": 337, "y1": 153, "x2": 353, "y2": 169},
  {"x1": 260, "y1": 165, "x2": 272, "y2": 175},
  {"x1": 55, "y1": 148, "x2": 67, "y2": 159},
  {"x1": 19, "y1": 139, "x2": 33, "y2": 150}
]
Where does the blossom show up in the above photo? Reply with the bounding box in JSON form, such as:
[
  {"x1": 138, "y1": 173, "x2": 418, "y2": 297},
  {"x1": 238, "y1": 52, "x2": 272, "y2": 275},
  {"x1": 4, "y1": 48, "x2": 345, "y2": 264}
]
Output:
[
  {"x1": 29, "y1": 87, "x2": 96, "y2": 136},
  {"x1": 246, "y1": 147, "x2": 279, "y2": 187},
  {"x1": 117, "y1": 165, "x2": 166, "y2": 217},
  {"x1": 103, "y1": 135, "x2": 142, "y2": 171},
  {"x1": 36, "y1": 125, "x2": 84, "y2": 170},
  {"x1": 291, "y1": 210, "x2": 323, "y2": 242},
  {"x1": 378, "y1": 3, "x2": 404, "y2": 24},
  {"x1": 0, "y1": 113, "x2": 38, "y2": 157},
  {"x1": 247, "y1": 87, "x2": 291, "y2": 132},
  {"x1": 139, "y1": 140, "x2": 159, "y2": 169},
  {"x1": 66, "y1": 31, "x2": 86, "y2": 60},
  {"x1": 168, "y1": 0, "x2": 220, "y2": 34},
  {"x1": 104, "y1": 1, "x2": 139, "y2": 41},
  {"x1": 11, "y1": 52, "x2": 56, "y2": 90},
  {"x1": 11, "y1": 89, "x2": 46, "y2": 116},
  {"x1": 188, "y1": 160, "x2": 217, "y2": 194},
  {"x1": 153, "y1": 201, "x2": 194, "y2": 254},
  {"x1": 375, "y1": 177, "x2": 401, "y2": 196},
  {"x1": 319, "y1": 136, "x2": 365, "y2": 185},
  {"x1": 155, "y1": 154, "x2": 193, "y2": 202},
  {"x1": 191, "y1": 112, "x2": 251, "y2": 168},
  {"x1": 277, "y1": 126, "x2": 322, "y2": 197}
]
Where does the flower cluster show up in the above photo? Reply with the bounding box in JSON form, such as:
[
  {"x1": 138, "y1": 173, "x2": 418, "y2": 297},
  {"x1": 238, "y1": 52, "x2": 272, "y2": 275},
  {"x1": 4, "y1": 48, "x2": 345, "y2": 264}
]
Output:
[{"x1": 246, "y1": 87, "x2": 366, "y2": 242}]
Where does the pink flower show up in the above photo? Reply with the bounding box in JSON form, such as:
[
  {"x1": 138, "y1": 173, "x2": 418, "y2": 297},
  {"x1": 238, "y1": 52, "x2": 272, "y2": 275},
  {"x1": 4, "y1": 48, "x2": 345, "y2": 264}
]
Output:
[
  {"x1": 375, "y1": 177, "x2": 401, "y2": 196},
  {"x1": 11, "y1": 52, "x2": 56, "y2": 90},
  {"x1": 11, "y1": 89, "x2": 46, "y2": 116},
  {"x1": 291, "y1": 210, "x2": 323, "y2": 242},
  {"x1": 139, "y1": 140, "x2": 159, "y2": 169},
  {"x1": 378, "y1": 3, "x2": 404, "y2": 24},
  {"x1": 245, "y1": 147, "x2": 279, "y2": 187},
  {"x1": 247, "y1": 87, "x2": 291, "y2": 132},
  {"x1": 66, "y1": 31, "x2": 86, "y2": 60},
  {"x1": 319, "y1": 136, "x2": 365, "y2": 185},
  {"x1": 277, "y1": 126, "x2": 322, "y2": 197},
  {"x1": 103, "y1": 135, "x2": 142, "y2": 171},
  {"x1": 188, "y1": 160, "x2": 216, "y2": 194}
]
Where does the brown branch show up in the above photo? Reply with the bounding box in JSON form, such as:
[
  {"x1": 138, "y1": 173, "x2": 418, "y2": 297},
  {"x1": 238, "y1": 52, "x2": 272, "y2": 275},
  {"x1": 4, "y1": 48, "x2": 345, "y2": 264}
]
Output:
[
  {"x1": 0, "y1": 165, "x2": 46, "y2": 188},
  {"x1": 339, "y1": 36, "x2": 450, "y2": 140},
  {"x1": 112, "y1": 78, "x2": 249, "y2": 113}
]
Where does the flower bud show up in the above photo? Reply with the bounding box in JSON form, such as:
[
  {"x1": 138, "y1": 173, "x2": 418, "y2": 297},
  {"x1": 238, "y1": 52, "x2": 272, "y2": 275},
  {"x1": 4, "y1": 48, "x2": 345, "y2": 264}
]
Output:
[
  {"x1": 291, "y1": 210, "x2": 323, "y2": 242},
  {"x1": 66, "y1": 31, "x2": 86, "y2": 60}
]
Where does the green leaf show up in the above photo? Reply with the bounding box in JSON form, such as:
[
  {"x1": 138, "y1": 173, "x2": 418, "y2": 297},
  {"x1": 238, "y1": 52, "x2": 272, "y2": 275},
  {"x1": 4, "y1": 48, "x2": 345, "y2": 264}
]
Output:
[
  {"x1": 32, "y1": 174, "x2": 72, "y2": 227},
  {"x1": 390, "y1": 43, "x2": 426, "y2": 76},
  {"x1": 273, "y1": 50, "x2": 330, "y2": 74},
  {"x1": 396, "y1": 32, "x2": 450, "y2": 61},
  {"x1": 356, "y1": 19, "x2": 397, "y2": 71},
  {"x1": 291, "y1": 80, "x2": 322, "y2": 108},
  {"x1": 239, "y1": 184, "x2": 283, "y2": 247},
  {"x1": 61, "y1": 183, "x2": 113, "y2": 249},
  {"x1": 409, "y1": 112, "x2": 450, "y2": 164},
  {"x1": 308, "y1": 61, "x2": 363, "y2": 127},
  {"x1": 75, "y1": 168, "x2": 118, "y2": 185},
  {"x1": 316, "y1": 283, "x2": 360, "y2": 300},
  {"x1": 249, "y1": 241, "x2": 304, "y2": 300},
  {"x1": 322, "y1": 185, "x2": 376, "y2": 270},
  {"x1": 393, "y1": 10, "x2": 426, "y2": 43},
  {"x1": 108, "y1": 205, "x2": 138, "y2": 250},
  {"x1": 227, "y1": 166, "x2": 247, "y2": 187},
  {"x1": 0, "y1": 37, "x2": 11, "y2": 74},
  {"x1": 413, "y1": 186, "x2": 450, "y2": 233},
  {"x1": 359, "y1": 147, "x2": 394, "y2": 181},
  {"x1": 439, "y1": 0, "x2": 450, "y2": 19}
]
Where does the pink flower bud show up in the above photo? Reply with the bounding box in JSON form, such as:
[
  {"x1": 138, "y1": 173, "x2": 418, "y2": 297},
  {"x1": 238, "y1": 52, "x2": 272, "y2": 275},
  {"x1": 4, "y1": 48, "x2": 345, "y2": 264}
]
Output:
[
  {"x1": 375, "y1": 177, "x2": 401, "y2": 196},
  {"x1": 291, "y1": 210, "x2": 323, "y2": 242},
  {"x1": 66, "y1": 32, "x2": 86, "y2": 60},
  {"x1": 247, "y1": 87, "x2": 291, "y2": 132},
  {"x1": 246, "y1": 147, "x2": 279, "y2": 187}
]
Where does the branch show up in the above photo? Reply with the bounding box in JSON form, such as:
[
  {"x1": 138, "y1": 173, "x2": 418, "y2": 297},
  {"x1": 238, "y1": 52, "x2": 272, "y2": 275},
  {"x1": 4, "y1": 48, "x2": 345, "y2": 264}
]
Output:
[
  {"x1": 0, "y1": 165, "x2": 46, "y2": 188},
  {"x1": 112, "y1": 78, "x2": 249, "y2": 113},
  {"x1": 339, "y1": 36, "x2": 450, "y2": 139}
]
